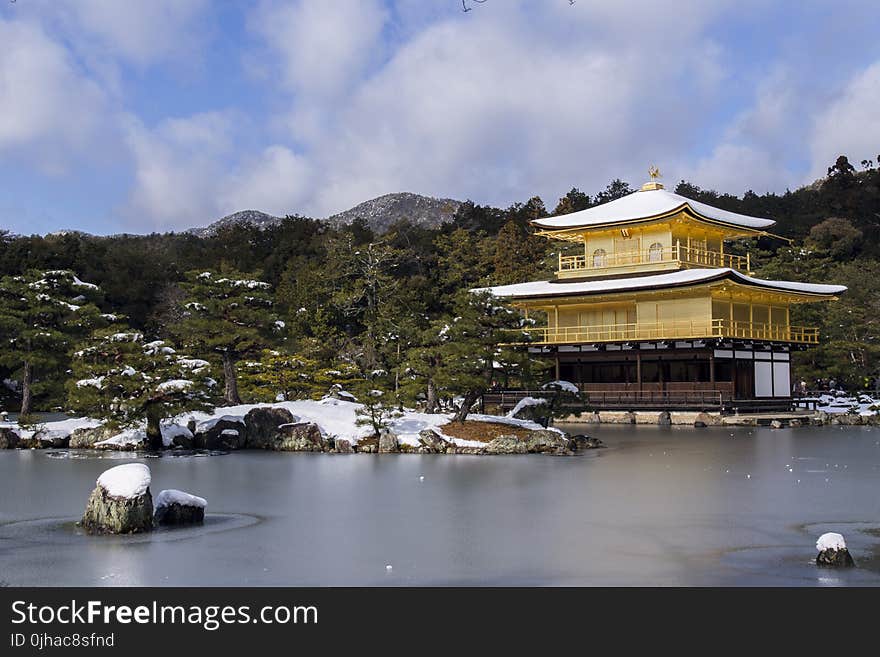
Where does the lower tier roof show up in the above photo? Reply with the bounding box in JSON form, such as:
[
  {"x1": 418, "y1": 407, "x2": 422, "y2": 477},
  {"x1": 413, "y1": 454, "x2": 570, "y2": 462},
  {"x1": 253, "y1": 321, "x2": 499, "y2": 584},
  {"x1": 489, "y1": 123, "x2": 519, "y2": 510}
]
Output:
[{"x1": 478, "y1": 268, "x2": 847, "y2": 300}]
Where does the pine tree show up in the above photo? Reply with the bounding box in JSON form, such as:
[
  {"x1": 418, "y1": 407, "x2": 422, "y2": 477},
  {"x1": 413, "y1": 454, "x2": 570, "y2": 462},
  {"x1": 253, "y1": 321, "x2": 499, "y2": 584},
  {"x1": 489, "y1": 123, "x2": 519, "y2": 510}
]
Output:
[
  {"x1": 67, "y1": 326, "x2": 215, "y2": 450},
  {"x1": 431, "y1": 291, "x2": 530, "y2": 422},
  {"x1": 170, "y1": 270, "x2": 284, "y2": 405},
  {"x1": 0, "y1": 269, "x2": 104, "y2": 415}
]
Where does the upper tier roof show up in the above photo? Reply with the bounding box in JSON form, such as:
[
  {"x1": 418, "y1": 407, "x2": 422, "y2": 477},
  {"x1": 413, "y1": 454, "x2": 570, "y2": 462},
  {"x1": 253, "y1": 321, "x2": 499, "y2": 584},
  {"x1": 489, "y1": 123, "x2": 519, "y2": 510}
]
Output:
[
  {"x1": 479, "y1": 268, "x2": 846, "y2": 300},
  {"x1": 532, "y1": 188, "x2": 776, "y2": 232}
]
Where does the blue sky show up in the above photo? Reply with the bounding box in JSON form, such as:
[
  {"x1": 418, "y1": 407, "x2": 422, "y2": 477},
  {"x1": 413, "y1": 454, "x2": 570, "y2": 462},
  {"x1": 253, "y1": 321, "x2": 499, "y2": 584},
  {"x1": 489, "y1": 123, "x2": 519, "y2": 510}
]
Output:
[{"x1": 1, "y1": 0, "x2": 879, "y2": 236}]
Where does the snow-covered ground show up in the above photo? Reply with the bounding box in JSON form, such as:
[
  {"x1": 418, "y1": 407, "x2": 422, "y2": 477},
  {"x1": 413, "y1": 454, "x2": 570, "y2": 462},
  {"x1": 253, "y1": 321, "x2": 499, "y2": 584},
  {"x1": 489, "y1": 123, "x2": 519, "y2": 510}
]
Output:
[
  {"x1": 1, "y1": 397, "x2": 557, "y2": 449},
  {"x1": 810, "y1": 392, "x2": 880, "y2": 416}
]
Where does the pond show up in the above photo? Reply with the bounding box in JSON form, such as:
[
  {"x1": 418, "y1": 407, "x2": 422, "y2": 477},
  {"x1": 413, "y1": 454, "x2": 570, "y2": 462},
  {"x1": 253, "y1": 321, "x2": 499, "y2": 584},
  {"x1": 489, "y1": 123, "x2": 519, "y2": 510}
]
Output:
[{"x1": 1, "y1": 424, "x2": 879, "y2": 586}]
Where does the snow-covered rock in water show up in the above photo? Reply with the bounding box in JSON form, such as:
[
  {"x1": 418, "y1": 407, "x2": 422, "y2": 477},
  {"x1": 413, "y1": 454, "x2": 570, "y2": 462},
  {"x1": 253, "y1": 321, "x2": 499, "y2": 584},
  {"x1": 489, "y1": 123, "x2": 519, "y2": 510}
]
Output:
[
  {"x1": 161, "y1": 423, "x2": 194, "y2": 449},
  {"x1": 195, "y1": 416, "x2": 247, "y2": 450},
  {"x1": 816, "y1": 532, "x2": 855, "y2": 567},
  {"x1": 31, "y1": 428, "x2": 71, "y2": 448},
  {"x1": 154, "y1": 489, "x2": 206, "y2": 526},
  {"x1": 276, "y1": 422, "x2": 324, "y2": 452},
  {"x1": 244, "y1": 406, "x2": 295, "y2": 449},
  {"x1": 80, "y1": 463, "x2": 153, "y2": 534},
  {"x1": 95, "y1": 428, "x2": 147, "y2": 451},
  {"x1": 69, "y1": 424, "x2": 118, "y2": 449},
  {"x1": 0, "y1": 427, "x2": 21, "y2": 449},
  {"x1": 485, "y1": 429, "x2": 571, "y2": 455},
  {"x1": 378, "y1": 428, "x2": 399, "y2": 453}
]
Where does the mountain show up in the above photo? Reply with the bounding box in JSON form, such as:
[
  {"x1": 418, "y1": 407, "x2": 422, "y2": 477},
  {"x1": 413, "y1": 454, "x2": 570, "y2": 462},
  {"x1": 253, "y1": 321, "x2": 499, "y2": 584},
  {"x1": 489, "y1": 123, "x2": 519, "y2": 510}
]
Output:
[
  {"x1": 186, "y1": 210, "x2": 282, "y2": 238},
  {"x1": 325, "y1": 192, "x2": 461, "y2": 232},
  {"x1": 189, "y1": 193, "x2": 462, "y2": 237}
]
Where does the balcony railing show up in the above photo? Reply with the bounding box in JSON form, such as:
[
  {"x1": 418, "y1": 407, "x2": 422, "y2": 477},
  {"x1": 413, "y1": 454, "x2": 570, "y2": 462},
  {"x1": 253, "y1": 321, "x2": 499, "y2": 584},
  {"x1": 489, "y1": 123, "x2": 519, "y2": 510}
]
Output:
[
  {"x1": 506, "y1": 319, "x2": 818, "y2": 344},
  {"x1": 558, "y1": 244, "x2": 749, "y2": 274}
]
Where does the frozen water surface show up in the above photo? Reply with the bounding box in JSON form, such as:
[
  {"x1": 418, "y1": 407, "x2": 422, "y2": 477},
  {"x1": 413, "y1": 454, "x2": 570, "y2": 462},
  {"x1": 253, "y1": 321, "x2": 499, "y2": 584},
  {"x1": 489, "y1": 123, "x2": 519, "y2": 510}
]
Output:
[{"x1": 1, "y1": 424, "x2": 879, "y2": 586}]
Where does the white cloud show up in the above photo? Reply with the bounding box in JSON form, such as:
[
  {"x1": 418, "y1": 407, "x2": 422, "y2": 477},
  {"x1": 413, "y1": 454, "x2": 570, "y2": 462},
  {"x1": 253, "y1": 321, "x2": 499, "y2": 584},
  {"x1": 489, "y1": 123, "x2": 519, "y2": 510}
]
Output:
[
  {"x1": 123, "y1": 113, "x2": 234, "y2": 231},
  {"x1": 251, "y1": 0, "x2": 388, "y2": 98},
  {"x1": 51, "y1": 0, "x2": 210, "y2": 67},
  {"x1": 808, "y1": 60, "x2": 880, "y2": 180},
  {"x1": 0, "y1": 17, "x2": 110, "y2": 173},
  {"x1": 298, "y1": 9, "x2": 732, "y2": 216},
  {"x1": 219, "y1": 146, "x2": 313, "y2": 217},
  {"x1": 123, "y1": 115, "x2": 312, "y2": 231}
]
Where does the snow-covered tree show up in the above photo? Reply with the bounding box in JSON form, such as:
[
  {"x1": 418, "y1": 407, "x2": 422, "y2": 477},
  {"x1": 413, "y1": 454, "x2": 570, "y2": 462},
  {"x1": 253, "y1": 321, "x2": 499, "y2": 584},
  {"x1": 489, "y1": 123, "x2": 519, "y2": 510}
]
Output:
[
  {"x1": 66, "y1": 326, "x2": 215, "y2": 450},
  {"x1": 240, "y1": 348, "x2": 362, "y2": 402},
  {"x1": 0, "y1": 269, "x2": 105, "y2": 415},
  {"x1": 169, "y1": 270, "x2": 284, "y2": 405},
  {"x1": 431, "y1": 291, "x2": 531, "y2": 422}
]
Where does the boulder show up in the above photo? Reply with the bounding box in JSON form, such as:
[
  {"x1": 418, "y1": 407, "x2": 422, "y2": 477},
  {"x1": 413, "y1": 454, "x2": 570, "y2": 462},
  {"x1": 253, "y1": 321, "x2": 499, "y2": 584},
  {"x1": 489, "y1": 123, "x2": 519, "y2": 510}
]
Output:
[
  {"x1": 276, "y1": 422, "x2": 324, "y2": 451},
  {"x1": 417, "y1": 429, "x2": 450, "y2": 454},
  {"x1": 69, "y1": 424, "x2": 117, "y2": 449},
  {"x1": 154, "y1": 489, "x2": 206, "y2": 526},
  {"x1": 657, "y1": 411, "x2": 672, "y2": 426},
  {"x1": 334, "y1": 439, "x2": 354, "y2": 454},
  {"x1": 525, "y1": 429, "x2": 571, "y2": 453},
  {"x1": 163, "y1": 424, "x2": 195, "y2": 449},
  {"x1": 80, "y1": 463, "x2": 153, "y2": 534},
  {"x1": 831, "y1": 414, "x2": 863, "y2": 426},
  {"x1": 788, "y1": 418, "x2": 803, "y2": 428},
  {"x1": 32, "y1": 428, "x2": 71, "y2": 448},
  {"x1": 815, "y1": 532, "x2": 855, "y2": 567},
  {"x1": 378, "y1": 428, "x2": 399, "y2": 453},
  {"x1": 570, "y1": 434, "x2": 605, "y2": 450},
  {"x1": 585, "y1": 411, "x2": 602, "y2": 424},
  {"x1": 0, "y1": 427, "x2": 20, "y2": 449},
  {"x1": 484, "y1": 434, "x2": 527, "y2": 454},
  {"x1": 694, "y1": 412, "x2": 721, "y2": 427},
  {"x1": 770, "y1": 420, "x2": 784, "y2": 429},
  {"x1": 244, "y1": 407, "x2": 296, "y2": 449},
  {"x1": 196, "y1": 416, "x2": 247, "y2": 450}
]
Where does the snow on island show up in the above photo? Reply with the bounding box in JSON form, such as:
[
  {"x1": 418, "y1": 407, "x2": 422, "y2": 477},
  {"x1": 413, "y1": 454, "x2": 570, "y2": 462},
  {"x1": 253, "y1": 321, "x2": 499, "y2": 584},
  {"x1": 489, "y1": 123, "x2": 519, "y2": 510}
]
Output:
[
  {"x1": 155, "y1": 489, "x2": 207, "y2": 510},
  {"x1": 816, "y1": 532, "x2": 847, "y2": 552},
  {"x1": 97, "y1": 463, "x2": 151, "y2": 499}
]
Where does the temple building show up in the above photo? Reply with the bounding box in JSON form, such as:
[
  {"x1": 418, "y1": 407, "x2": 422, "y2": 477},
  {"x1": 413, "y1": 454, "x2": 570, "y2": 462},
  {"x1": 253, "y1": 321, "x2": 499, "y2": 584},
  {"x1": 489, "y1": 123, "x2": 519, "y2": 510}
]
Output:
[{"x1": 484, "y1": 170, "x2": 846, "y2": 411}]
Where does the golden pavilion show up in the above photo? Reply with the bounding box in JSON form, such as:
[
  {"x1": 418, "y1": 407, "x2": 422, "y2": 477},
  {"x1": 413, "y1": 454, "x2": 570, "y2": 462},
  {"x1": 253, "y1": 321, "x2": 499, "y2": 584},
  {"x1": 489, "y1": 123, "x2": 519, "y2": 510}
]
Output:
[{"x1": 485, "y1": 170, "x2": 846, "y2": 410}]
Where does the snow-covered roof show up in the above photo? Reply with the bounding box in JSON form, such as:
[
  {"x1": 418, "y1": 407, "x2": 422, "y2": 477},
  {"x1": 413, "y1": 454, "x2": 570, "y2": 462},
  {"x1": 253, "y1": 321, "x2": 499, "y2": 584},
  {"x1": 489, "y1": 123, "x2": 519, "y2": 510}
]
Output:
[
  {"x1": 479, "y1": 268, "x2": 847, "y2": 299},
  {"x1": 533, "y1": 188, "x2": 775, "y2": 231}
]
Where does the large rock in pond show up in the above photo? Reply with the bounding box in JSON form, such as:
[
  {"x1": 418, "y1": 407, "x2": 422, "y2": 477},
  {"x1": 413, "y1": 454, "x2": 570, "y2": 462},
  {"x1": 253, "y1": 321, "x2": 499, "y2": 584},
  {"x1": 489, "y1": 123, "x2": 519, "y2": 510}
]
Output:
[
  {"x1": 334, "y1": 438, "x2": 354, "y2": 454},
  {"x1": 276, "y1": 422, "x2": 324, "y2": 451},
  {"x1": 485, "y1": 435, "x2": 527, "y2": 454},
  {"x1": 570, "y1": 434, "x2": 605, "y2": 450},
  {"x1": 31, "y1": 428, "x2": 70, "y2": 448},
  {"x1": 0, "y1": 427, "x2": 21, "y2": 449},
  {"x1": 244, "y1": 407, "x2": 296, "y2": 449},
  {"x1": 816, "y1": 532, "x2": 855, "y2": 567},
  {"x1": 69, "y1": 424, "x2": 117, "y2": 449},
  {"x1": 524, "y1": 429, "x2": 571, "y2": 453},
  {"x1": 80, "y1": 463, "x2": 153, "y2": 534},
  {"x1": 417, "y1": 429, "x2": 450, "y2": 454},
  {"x1": 378, "y1": 428, "x2": 399, "y2": 453},
  {"x1": 195, "y1": 416, "x2": 247, "y2": 450},
  {"x1": 154, "y1": 489, "x2": 206, "y2": 526}
]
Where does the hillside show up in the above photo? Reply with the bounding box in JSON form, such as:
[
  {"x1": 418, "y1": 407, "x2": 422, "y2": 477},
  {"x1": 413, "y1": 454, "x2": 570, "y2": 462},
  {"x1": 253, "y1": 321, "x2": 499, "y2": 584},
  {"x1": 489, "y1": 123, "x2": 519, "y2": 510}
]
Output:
[
  {"x1": 325, "y1": 192, "x2": 461, "y2": 232},
  {"x1": 189, "y1": 192, "x2": 461, "y2": 237}
]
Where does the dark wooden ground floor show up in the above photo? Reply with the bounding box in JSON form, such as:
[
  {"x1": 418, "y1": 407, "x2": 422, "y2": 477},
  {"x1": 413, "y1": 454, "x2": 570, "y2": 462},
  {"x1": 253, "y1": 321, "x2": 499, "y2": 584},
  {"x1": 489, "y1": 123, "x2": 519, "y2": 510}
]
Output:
[{"x1": 511, "y1": 338, "x2": 800, "y2": 411}]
